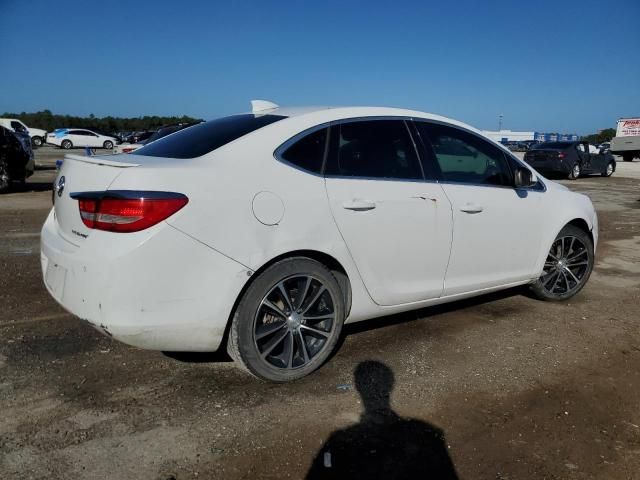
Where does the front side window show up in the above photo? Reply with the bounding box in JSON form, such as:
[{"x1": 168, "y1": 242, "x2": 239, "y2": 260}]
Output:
[
  {"x1": 416, "y1": 122, "x2": 512, "y2": 186},
  {"x1": 325, "y1": 120, "x2": 422, "y2": 180},
  {"x1": 135, "y1": 114, "x2": 286, "y2": 159},
  {"x1": 278, "y1": 127, "x2": 328, "y2": 174}
]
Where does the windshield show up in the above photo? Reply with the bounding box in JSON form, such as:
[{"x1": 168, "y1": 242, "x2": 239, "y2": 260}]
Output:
[{"x1": 135, "y1": 114, "x2": 286, "y2": 158}]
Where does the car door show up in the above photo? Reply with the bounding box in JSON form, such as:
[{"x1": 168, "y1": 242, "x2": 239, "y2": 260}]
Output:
[
  {"x1": 414, "y1": 121, "x2": 545, "y2": 296},
  {"x1": 65, "y1": 130, "x2": 84, "y2": 146},
  {"x1": 324, "y1": 118, "x2": 453, "y2": 306},
  {"x1": 576, "y1": 142, "x2": 592, "y2": 172},
  {"x1": 590, "y1": 144, "x2": 606, "y2": 172},
  {"x1": 82, "y1": 130, "x2": 100, "y2": 147}
]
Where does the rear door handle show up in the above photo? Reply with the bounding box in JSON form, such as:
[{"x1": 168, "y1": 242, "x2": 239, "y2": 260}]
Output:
[
  {"x1": 460, "y1": 203, "x2": 483, "y2": 213},
  {"x1": 343, "y1": 199, "x2": 376, "y2": 211}
]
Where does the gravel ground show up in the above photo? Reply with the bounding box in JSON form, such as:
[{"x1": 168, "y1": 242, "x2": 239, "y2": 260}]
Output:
[{"x1": 1, "y1": 150, "x2": 639, "y2": 479}]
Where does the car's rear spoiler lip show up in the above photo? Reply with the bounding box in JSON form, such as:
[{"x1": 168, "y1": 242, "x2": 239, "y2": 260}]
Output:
[{"x1": 64, "y1": 153, "x2": 140, "y2": 168}]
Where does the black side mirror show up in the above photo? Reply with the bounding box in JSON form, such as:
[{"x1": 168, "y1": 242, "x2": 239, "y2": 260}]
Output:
[{"x1": 514, "y1": 166, "x2": 536, "y2": 188}]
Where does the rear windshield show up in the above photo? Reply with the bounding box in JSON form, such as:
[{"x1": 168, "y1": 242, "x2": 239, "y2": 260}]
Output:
[
  {"x1": 535, "y1": 142, "x2": 572, "y2": 149},
  {"x1": 135, "y1": 114, "x2": 286, "y2": 158}
]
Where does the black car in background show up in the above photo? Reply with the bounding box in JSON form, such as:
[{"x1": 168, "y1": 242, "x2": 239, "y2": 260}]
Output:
[
  {"x1": 523, "y1": 141, "x2": 615, "y2": 180},
  {"x1": 0, "y1": 125, "x2": 35, "y2": 192}
]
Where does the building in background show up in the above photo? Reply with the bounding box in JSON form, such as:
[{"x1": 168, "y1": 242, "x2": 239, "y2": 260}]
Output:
[{"x1": 482, "y1": 129, "x2": 579, "y2": 144}]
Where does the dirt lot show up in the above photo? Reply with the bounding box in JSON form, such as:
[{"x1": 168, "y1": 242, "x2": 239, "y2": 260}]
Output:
[{"x1": 1, "y1": 149, "x2": 640, "y2": 479}]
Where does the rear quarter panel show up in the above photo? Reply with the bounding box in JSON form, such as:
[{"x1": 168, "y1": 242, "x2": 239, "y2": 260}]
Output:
[{"x1": 107, "y1": 118, "x2": 376, "y2": 322}]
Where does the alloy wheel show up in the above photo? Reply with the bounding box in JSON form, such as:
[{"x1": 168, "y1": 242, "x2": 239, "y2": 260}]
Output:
[
  {"x1": 606, "y1": 163, "x2": 614, "y2": 176},
  {"x1": 572, "y1": 164, "x2": 581, "y2": 178},
  {"x1": 540, "y1": 236, "x2": 590, "y2": 296},
  {"x1": 253, "y1": 275, "x2": 336, "y2": 370}
]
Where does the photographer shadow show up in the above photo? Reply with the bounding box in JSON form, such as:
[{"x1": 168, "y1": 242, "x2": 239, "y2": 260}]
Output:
[{"x1": 307, "y1": 361, "x2": 458, "y2": 479}]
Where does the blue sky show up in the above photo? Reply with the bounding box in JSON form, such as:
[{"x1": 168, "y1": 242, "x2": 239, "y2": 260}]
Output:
[{"x1": 1, "y1": 0, "x2": 638, "y2": 134}]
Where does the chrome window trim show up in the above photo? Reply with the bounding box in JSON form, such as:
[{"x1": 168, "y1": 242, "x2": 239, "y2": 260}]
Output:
[{"x1": 273, "y1": 115, "x2": 547, "y2": 192}]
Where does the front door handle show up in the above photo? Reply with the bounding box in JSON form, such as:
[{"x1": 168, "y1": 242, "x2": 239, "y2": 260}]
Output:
[
  {"x1": 343, "y1": 199, "x2": 376, "y2": 211},
  {"x1": 460, "y1": 203, "x2": 483, "y2": 213}
]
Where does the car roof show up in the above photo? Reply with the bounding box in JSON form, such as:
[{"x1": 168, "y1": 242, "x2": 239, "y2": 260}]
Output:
[{"x1": 245, "y1": 103, "x2": 487, "y2": 138}]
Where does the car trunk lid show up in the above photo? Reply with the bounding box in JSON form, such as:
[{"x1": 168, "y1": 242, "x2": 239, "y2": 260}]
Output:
[{"x1": 53, "y1": 154, "x2": 139, "y2": 244}]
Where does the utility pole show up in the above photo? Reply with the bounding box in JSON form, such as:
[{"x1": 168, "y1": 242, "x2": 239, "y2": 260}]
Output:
[{"x1": 498, "y1": 114, "x2": 503, "y2": 131}]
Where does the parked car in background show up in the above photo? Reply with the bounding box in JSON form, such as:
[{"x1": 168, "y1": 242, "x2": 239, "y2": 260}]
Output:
[
  {"x1": 0, "y1": 118, "x2": 48, "y2": 147},
  {"x1": 610, "y1": 117, "x2": 640, "y2": 162},
  {"x1": 112, "y1": 123, "x2": 201, "y2": 154},
  {"x1": 0, "y1": 125, "x2": 34, "y2": 192},
  {"x1": 41, "y1": 101, "x2": 598, "y2": 381},
  {"x1": 46, "y1": 128, "x2": 118, "y2": 150},
  {"x1": 524, "y1": 141, "x2": 615, "y2": 179}
]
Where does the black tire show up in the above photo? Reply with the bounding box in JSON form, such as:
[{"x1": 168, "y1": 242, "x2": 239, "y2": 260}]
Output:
[
  {"x1": 601, "y1": 161, "x2": 614, "y2": 177},
  {"x1": 0, "y1": 158, "x2": 10, "y2": 193},
  {"x1": 103, "y1": 140, "x2": 114, "y2": 150},
  {"x1": 530, "y1": 224, "x2": 594, "y2": 301},
  {"x1": 622, "y1": 153, "x2": 634, "y2": 162},
  {"x1": 568, "y1": 163, "x2": 581, "y2": 180},
  {"x1": 228, "y1": 257, "x2": 346, "y2": 382},
  {"x1": 32, "y1": 136, "x2": 43, "y2": 147},
  {"x1": 61, "y1": 140, "x2": 73, "y2": 149}
]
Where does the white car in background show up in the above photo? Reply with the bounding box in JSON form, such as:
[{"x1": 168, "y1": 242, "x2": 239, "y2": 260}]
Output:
[
  {"x1": 46, "y1": 128, "x2": 117, "y2": 150},
  {"x1": 0, "y1": 118, "x2": 48, "y2": 146},
  {"x1": 41, "y1": 101, "x2": 598, "y2": 382}
]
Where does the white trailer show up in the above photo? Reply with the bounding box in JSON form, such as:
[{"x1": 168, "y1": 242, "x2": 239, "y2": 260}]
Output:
[{"x1": 611, "y1": 117, "x2": 640, "y2": 162}]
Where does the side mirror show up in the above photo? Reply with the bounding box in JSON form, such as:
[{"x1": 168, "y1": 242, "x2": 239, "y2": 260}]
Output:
[{"x1": 514, "y1": 167, "x2": 536, "y2": 188}]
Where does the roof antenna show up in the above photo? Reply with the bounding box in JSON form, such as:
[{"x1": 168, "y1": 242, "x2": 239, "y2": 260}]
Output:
[{"x1": 251, "y1": 100, "x2": 279, "y2": 113}]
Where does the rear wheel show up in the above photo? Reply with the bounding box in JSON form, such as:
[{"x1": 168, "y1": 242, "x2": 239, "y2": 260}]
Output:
[
  {"x1": 228, "y1": 257, "x2": 345, "y2": 382},
  {"x1": 602, "y1": 162, "x2": 614, "y2": 177},
  {"x1": 530, "y1": 225, "x2": 594, "y2": 301},
  {"x1": 0, "y1": 158, "x2": 10, "y2": 193},
  {"x1": 61, "y1": 140, "x2": 73, "y2": 149},
  {"x1": 622, "y1": 153, "x2": 634, "y2": 162},
  {"x1": 568, "y1": 163, "x2": 581, "y2": 180},
  {"x1": 32, "y1": 136, "x2": 43, "y2": 147},
  {"x1": 103, "y1": 140, "x2": 114, "y2": 150}
]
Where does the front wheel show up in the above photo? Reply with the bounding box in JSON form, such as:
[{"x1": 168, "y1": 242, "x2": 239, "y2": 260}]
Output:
[
  {"x1": 32, "y1": 136, "x2": 43, "y2": 147},
  {"x1": 568, "y1": 163, "x2": 581, "y2": 180},
  {"x1": 602, "y1": 162, "x2": 614, "y2": 177},
  {"x1": 228, "y1": 257, "x2": 345, "y2": 382},
  {"x1": 103, "y1": 140, "x2": 114, "y2": 150},
  {"x1": 530, "y1": 225, "x2": 594, "y2": 301},
  {"x1": 61, "y1": 140, "x2": 73, "y2": 149}
]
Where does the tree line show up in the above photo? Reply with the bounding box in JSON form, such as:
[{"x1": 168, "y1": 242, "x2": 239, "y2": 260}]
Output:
[
  {"x1": 1, "y1": 109, "x2": 203, "y2": 133},
  {"x1": 581, "y1": 128, "x2": 616, "y2": 145}
]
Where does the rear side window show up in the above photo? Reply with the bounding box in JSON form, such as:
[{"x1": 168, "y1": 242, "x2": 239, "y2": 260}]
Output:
[
  {"x1": 325, "y1": 120, "x2": 423, "y2": 180},
  {"x1": 278, "y1": 127, "x2": 328, "y2": 174},
  {"x1": 135, "y1": 114, "x2": 286, "y2": 159}
]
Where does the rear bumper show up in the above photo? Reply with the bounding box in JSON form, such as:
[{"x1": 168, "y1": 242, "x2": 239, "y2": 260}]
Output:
[
  {"x1": 40, "y1": 209, "x2": 249, "y2": 351},
  {"x1": 525, "y1": 159, "x2": 571, "y2": 175}
]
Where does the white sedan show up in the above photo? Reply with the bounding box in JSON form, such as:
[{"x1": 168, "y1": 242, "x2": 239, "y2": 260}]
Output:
[
  {"x1": 46, "y1": 128, "x2": 118, "y2": 150},
  {"x1": 41, "y1": 101, "x2": 597, "y2": 382}
]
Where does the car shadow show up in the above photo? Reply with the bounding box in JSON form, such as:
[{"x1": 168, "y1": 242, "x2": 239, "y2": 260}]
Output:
[
  {"x1": 2, "y1": 181, "x2": 53, "y2": 193},
  {"x1": 164, "y1": 286, "x2": 525, "y2": 365},
  {"x1": 306, "y1": 360, "x2": 459, "y2": 479}
]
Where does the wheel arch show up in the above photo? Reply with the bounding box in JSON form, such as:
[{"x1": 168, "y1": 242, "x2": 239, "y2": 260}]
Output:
[
  {"x1": 221, "y1": 249, "x2": 352, "y2": 351},
  {"x1": 567, "y1": 218, "x2": 594, "y2": 245}
]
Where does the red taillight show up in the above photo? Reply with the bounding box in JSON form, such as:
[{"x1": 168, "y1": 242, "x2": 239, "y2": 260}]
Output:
[
  {"x1": 558, "y1": 152, "x2": 566, "y2": 159},
  {"x1": 122, "y1": 147, "x2": 136, "y2": 153},
  {"x1": 77, "y1": 193, "x2": 188, "y2": 233}
]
